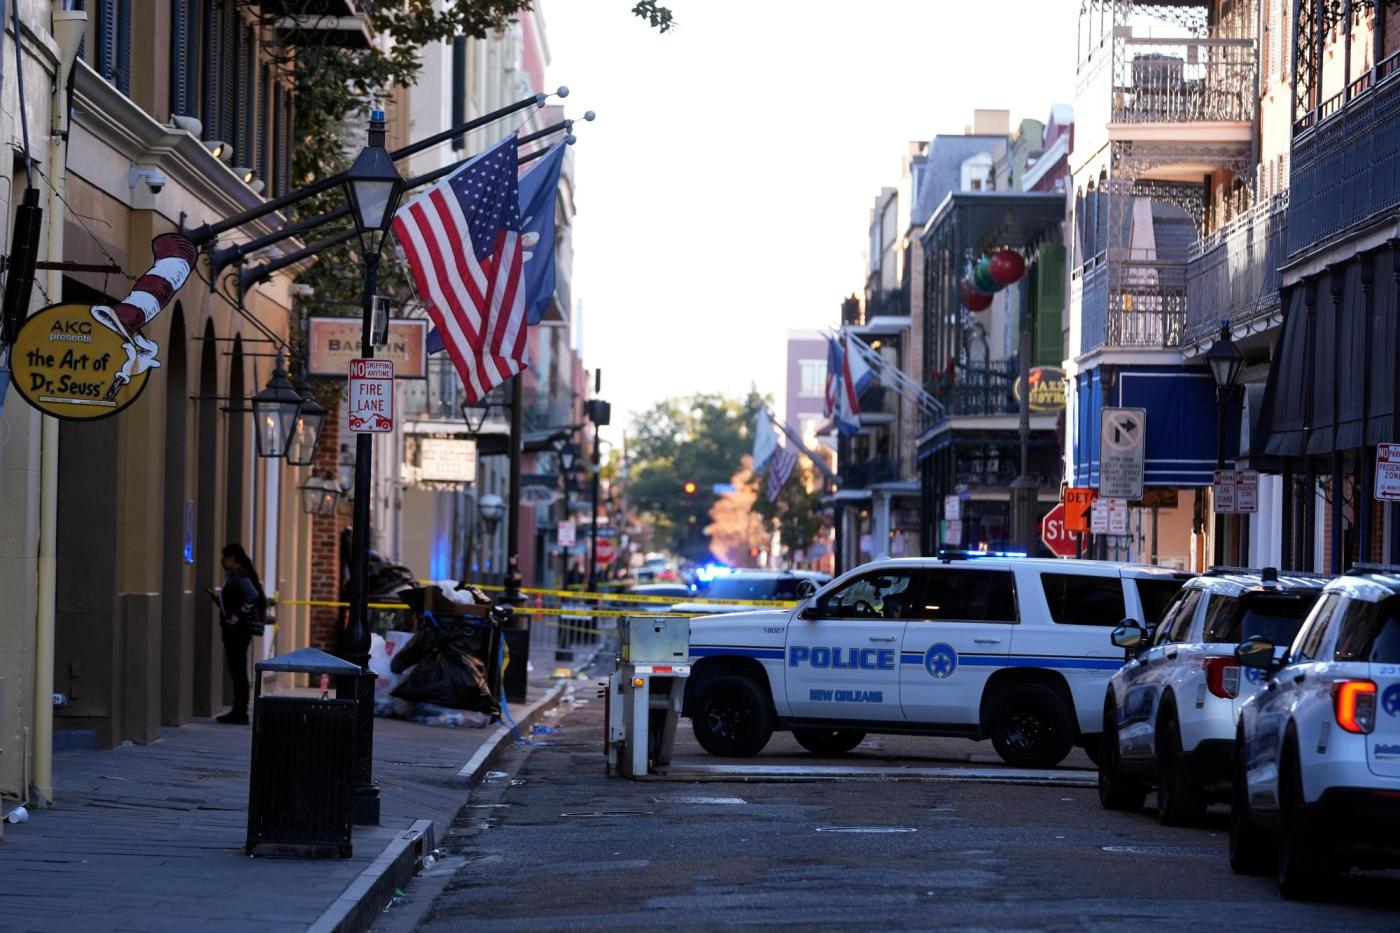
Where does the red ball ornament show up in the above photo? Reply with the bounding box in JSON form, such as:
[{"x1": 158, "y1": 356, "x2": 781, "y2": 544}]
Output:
[
  {"x1": 988, "y1": 249, "x2": 1026, "y2": 285},
  {"x1": 961, "y1": 280, "x2": 993, "y2": 311}
]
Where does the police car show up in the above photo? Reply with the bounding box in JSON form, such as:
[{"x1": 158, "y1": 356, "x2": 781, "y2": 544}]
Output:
[
  {"x1": 682, "y1": 554, "x2": 1190, "y2": 768},
  {"x1": 1229, "y1": 565, "x2": 1400, "y2": 899},
  {"x1": 1096, "y1": 568, "x2": 1326, "y2": 824}
]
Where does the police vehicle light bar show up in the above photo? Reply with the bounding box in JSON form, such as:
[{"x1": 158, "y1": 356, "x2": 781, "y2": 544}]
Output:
[{"x1": 937, "y1": 548, "x2": 1028, "y2": 562}]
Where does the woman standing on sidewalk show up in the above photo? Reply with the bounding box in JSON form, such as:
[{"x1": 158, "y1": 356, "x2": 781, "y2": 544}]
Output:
[{"x1": 211, "y1": 543, "x2": 264, "y2": 725}]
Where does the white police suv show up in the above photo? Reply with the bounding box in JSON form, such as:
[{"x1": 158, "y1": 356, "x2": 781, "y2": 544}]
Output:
[
  {"x1": 682, "y1": 554, "x2": 1190, "y2": 767},
  {"x1": 1229, "y1": 564, "x2": 1400, "y2": 899},
  {"x1": 1097, "y1": 568, "x2": 1326, "y2": 824}
]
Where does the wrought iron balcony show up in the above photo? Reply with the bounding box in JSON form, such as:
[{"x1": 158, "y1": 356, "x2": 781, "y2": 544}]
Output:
[
  {"x1": 841, "y1": 457, "x2": 899, "y2": 490},
  {"x1": 1077, "y1": 257, "x2": 1187, "y2": 355},
  {"x1": 948, "y1": 360, "x2": 1018, "y2": 417},
  {"x1": 1290, "y1": 51, "x2": 1400, "y2": 257},
  {"x1": 1185, "y1": 191, "x2": 1288, "y2": 345},
  {"x1": 1111, "y1": 37, "x2": 1256, "y2": 125}
]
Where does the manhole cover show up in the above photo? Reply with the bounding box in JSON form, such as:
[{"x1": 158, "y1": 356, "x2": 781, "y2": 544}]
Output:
[
  {"x1": 1101, "y1": 844, "x2": 1220, "y2": 857},
  {"x1": 816, "y1": 826, "x2": 918, "y2": 834}
]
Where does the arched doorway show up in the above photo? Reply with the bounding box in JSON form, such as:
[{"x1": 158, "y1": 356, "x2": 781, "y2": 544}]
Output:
[{"x1": 159, "y1": 305, "x2": 192, "y2": 724}]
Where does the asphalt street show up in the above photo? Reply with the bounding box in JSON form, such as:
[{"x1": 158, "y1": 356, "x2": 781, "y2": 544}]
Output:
[{"x1": 378, "y1": 678, "x2": 1400, "y2": 932}]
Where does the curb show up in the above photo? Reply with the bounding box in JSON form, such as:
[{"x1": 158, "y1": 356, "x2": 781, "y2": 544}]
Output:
[
  {"x1": 308, "y1": 819, "x2": 435, "y2": 933},
  {"x1": 649, "y1": 763, "x2": 1098, "y2": 788},
  {"x1": 312, "y1": 650, "x2": 596, "y2": 933}
]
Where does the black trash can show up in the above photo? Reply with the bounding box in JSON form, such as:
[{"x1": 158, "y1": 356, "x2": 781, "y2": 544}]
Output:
[
  {"x1": 502, "y1": 625, "x2": 531, "y2": 704},
  {"x1": 245, "y1": 647, "x2": 362, "y2": 858}
]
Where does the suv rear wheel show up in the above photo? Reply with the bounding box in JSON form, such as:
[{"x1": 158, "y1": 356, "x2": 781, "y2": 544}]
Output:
[
  {"x1": 1228, "y1": 739, "x2": 1273, "y2": 875},
  {"x1": 988, "y1": 682, "x2": 1075, "y2": 768},
  {"x1": 1098, "y1": 701, "x2": 1148, "y2": 811},
  {"x1": 1156, "y1": 714, "x2": 1207, "y2": 826},
  {"x1": 1277, "y1": 749, "x2": 1331, "y2": 900},
  {"x1": 793, "y1": 729, "x2": 866, "y2": 756},
  {"x1": 692, "y1": 675, "x2": 775, "y2": 758}
]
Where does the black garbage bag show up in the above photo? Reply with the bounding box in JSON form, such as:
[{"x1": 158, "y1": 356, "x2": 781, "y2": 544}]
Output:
[{"x1": 390, "y1": 617, "x2": 500, "y2": 717}]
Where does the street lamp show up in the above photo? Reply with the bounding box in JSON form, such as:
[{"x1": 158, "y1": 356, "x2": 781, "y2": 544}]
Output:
[
  {"x1": 559, "y1": 442, "x2": 578, "y2": 472},
  {"x1": 285, "y1": 383, "x2": 328, "y2": 467},
  {"x1": 250, "y1": 352, "x2": 303, "y2": 459},
  {"x1": 478, "y1": 493, "x2": 506, "y2": 535},
  {"x1": 461, "y1": 397, "x2": 493, "y2": 434},
  {"x1": 340, "y1": 108, "x2": 405, "y2": 828},
  {"x1": 1204, "y1": 321, "x2": 1245, "y2": 566},
  {"x1": 299, "y1": 473, "x2": 341, "y2": 517}
]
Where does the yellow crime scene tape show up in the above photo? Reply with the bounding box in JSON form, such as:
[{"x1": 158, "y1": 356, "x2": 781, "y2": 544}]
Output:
[
  {"x1": 417, "y1": 581, "x2": 797, "y2": 608},
  {"x1": 275, "y1": 598, "x2": 699, "y2": 618}
]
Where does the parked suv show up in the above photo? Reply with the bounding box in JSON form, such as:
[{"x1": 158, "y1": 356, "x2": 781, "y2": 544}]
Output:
[
  {"x1": 1097, "y1": 568, "x2": 1326, "y2": 824},
  {"x1": 1230, "y1": 565, "x2": 1400, "y2": 899},
  {"x1": 683, "y1": 555, "x2": 1190, "y2": 767}
]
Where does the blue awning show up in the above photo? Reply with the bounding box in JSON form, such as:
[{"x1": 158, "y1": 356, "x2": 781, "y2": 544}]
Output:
[{"x1": 1073, "y1": 365, "x2": 1237, "y2": 488}]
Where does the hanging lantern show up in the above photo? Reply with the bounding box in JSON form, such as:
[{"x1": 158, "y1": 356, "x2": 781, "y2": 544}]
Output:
[
  {"x1": 961, "y1": 280, "x2": 993, "y2": 311},
  {"x1": 973, "y1": 257, "x2": 1002, "y2": 294},
  {"x1": 989, "y1": 248, "x2": 1027, "y2": 285}
]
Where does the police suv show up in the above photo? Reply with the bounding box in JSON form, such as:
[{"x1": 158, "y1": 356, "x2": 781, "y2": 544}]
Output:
[
  {"x1": 1229, "y1": 565, "x2": 1400, "y2": 899},
  {"x1": 683, "y1": 555, "x2": 1189, "y2": 768},
  {"x1": 1097, "y1": 568, "x2": 1326, "y2": 824}
]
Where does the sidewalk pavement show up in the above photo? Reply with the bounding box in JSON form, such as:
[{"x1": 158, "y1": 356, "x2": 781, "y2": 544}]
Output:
[{"x1": 0, "y1": 639, "x2": 600, "y2": 933}]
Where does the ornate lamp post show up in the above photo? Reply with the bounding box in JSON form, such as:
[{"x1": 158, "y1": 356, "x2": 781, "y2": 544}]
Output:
[
  {"x1": 339, "y1": 108, "x2": 405, "y2": 826},
  {"x1": 1204, "y1": 322, "x2": 1245, "y2": 566}
]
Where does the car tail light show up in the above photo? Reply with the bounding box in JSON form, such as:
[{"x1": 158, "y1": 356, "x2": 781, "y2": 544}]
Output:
[
  {"x1": 1333, "y1": 680, "x2": 1377, "y2": 734},
  {"x1": 1204, "y1": 657, "x2": 1240, "y2": 698}
]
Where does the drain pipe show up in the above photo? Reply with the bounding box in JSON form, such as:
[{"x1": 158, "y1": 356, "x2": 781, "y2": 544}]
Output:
[{"x1": 30, "y1": 7, "x2": 88, "y2": 807}]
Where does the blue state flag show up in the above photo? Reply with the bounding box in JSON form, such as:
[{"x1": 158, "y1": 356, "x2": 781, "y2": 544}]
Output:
[{"x1": 428, "y1": 140, "x2": 567, "y2": 353}]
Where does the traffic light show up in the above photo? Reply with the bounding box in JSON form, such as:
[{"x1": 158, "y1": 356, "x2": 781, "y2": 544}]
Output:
[{"x1": 682, "y1": 481, "x2": 697, "y2": 495}]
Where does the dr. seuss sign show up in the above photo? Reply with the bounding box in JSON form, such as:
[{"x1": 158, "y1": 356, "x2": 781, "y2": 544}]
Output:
[{"x1": 7, "y1": 233, "x2": 195, "y2": 420}]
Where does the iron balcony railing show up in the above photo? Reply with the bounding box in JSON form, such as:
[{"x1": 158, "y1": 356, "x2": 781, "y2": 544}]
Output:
[
  {"x1": 1078, "y1": 256, "x2": 1187, "y2": 354},
  {"x1": 1290, "y1": 49, "x2": 1400, "y2": 257},
  {"x1": 1185, "y1": 191, "x2": 1288, "y2": 344},
  {"x1": 1112, "y1": 37, "x2": 1256, "y2": 125},
  {"x1": 949, "y1": 360, "x2": 1018, "y2": 417},
  {"x1": 841, "y1": 457, "x2": 899, "y2": 490}
]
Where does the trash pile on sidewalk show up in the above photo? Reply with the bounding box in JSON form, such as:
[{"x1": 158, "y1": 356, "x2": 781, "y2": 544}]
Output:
[{"x1": 368, "y1": 583, "x2": 509, "y2": 728}]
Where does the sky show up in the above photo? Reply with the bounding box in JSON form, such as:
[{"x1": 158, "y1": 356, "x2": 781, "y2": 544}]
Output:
[{"x1": 543, "y1": 1, "x2": 1078, "y2": 437}]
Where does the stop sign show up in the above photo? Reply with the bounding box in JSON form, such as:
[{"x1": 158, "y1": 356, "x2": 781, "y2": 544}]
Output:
[
  {"x1": 593, "y1": 536, "x2": 617, "y2": 566},
  {"x1": 1040, "y1": 503, "x2": 1078, "y2": 558}
]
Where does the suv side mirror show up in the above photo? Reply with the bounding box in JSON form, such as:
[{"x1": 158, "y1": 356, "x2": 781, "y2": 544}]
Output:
[
  {"x1": 1235, "y1": 637, "x2": 1278, "y2": 671},
  {"x1": 1110, "y1": 619, "x2": 1146, "y2": 651},
  {"x1": 794, "y1": 579, "x2": 818, "y2": 600},
  {"x1": 797, "y1": 604, "x2": 821, "y2": 621}
]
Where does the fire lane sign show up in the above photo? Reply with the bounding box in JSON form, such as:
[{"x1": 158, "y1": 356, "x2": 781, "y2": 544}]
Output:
[{"x1": 348, "y1": 358, "x2": 394, "y2": 433}]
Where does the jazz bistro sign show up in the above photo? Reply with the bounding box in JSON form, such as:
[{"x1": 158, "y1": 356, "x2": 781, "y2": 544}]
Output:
[
  {"x1": 306, "y1": 316, "x2": 427, "y2": 378},
  {"x1": 7, "y1": 304, "x2": 149, "y2": 419},
  {"x1": 1013, "y1": 366, "x2": 1067, "y2": 411}
]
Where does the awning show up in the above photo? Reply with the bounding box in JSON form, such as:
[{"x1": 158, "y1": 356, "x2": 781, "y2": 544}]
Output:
[
  {"x1": 1073, "y1": 365, "x2": 1234, "y2": 487},
  {"x1": 922, "y1": 191, "x2": 1066, "y2": 255},
  {"x1": 1257, "y1": 254, "x2": 1399, "y2": 457}
]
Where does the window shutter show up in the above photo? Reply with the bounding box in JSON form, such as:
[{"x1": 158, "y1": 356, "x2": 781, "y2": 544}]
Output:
[
  {"x1": 451, "y1": 36, "x2": 467, "y2": 150},
  {"x1": 171, "y1": 1, "x2": 190, "y2": 115},
  {"x1": 97, "y1": 0, "x2": 117, "y2": 84},
  {"x1": 257, "y1": 63, "x2": 270, "y2": 186},
  {"x1": 116, "y1": 0, "x2": 132, "y2": 95},
  {"x1": 201, "y1": 0, "x2": 218, "y2": 136},
  {"x1": 221, "y1": 0, "x2": 238, "y2": 147}
]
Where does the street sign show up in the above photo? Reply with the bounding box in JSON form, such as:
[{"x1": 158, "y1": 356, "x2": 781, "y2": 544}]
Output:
[
  {"x1": 593, "y1": 536, "x2": 617, "y2": 565},
  {"x1": 944, "y1": 495, "x2": 962, "y2": 522},
  {"x1": 1041, "y1": 503, "x2": 1078, "y2": 558},
  {"x1": 944, "y1": 520, "x2": 964, "y2": 545},
  {"x1": 1091, "y1": 498, "x2": 1108, "y2": 535},
  {"x1": 558, "y1": 520, "x2": 576, "y2": 547},
  {"x1": 1099, "y1": 407, "x2": 1146, "y2": 500},
  {"x1": 348, "y1": 358, "x2": 394, "y2": 433},
  {"x1": 1064, "y1": 487, "x2": 1097, "y2": 533},
  {"x1": 1108, "y1": 498, "x2": 1128, "y2": 535},
  {"x1": 1213, "y1": 469, "x2": 1258, "y2": 513},
  {"x1": 1378, "y1": 444, "x2": 1400, "y2": 501}
]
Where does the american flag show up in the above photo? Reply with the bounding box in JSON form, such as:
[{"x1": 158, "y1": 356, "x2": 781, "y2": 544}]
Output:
[
  {"x1": 765, "y1": 446, "x2": 799, "y2": 501},
  {"x1": 391, "y1": 136, "x2": 526, "y2": 402}
]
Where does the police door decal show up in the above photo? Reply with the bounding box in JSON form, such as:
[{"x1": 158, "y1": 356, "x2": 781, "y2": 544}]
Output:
[{"x1": 923, "y1": 643, "x2": 958, "y2": 679}]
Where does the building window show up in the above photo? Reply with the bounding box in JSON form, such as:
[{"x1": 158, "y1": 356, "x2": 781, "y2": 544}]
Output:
[
  {"x1": 95, "y1": 0, "x2": 133, "y2": 94},
  {"x1": 170, "y1": 0, "x2": 200, "y2": 117},
  {"x1": 798, "y1": 359, "x2": 826, "y2": 397}
]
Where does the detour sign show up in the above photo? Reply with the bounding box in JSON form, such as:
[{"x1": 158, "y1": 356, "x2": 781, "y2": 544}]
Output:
[{"x1": 7, "y1": 303, "x2": 150, "y2": 420}]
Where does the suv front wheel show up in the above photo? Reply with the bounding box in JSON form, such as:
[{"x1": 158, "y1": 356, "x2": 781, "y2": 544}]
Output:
[
  {"x1": 692, "y1": 675, "x2": 775, "y2": 758},
  {"x1": 987, "y1": 682, "x2": 1076, "y2": 768}
]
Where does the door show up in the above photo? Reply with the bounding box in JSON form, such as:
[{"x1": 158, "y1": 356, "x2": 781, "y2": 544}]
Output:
[
  {"x1": 899, "y1": 567, "x2": 1017, "y2": 727},
  {"x1": 783, "y1": 568, "x2": 915, "y2": 721},
  {"x1": 1119, "y1": 587, "x2": 1202, "y2": 763}
]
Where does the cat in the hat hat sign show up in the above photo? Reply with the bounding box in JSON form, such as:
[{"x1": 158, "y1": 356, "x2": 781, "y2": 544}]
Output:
[{"x1": 6, "y1": 233, "x2": 196, "y2": 420}]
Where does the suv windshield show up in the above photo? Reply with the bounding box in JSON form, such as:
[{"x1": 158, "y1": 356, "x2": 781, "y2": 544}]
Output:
[
  {"x1": 706, "y1": 576, "x2": 801, "y2": 600},
  {"x1": 1204, "y1": 592, "x2": 1318, "y2": 644}
]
